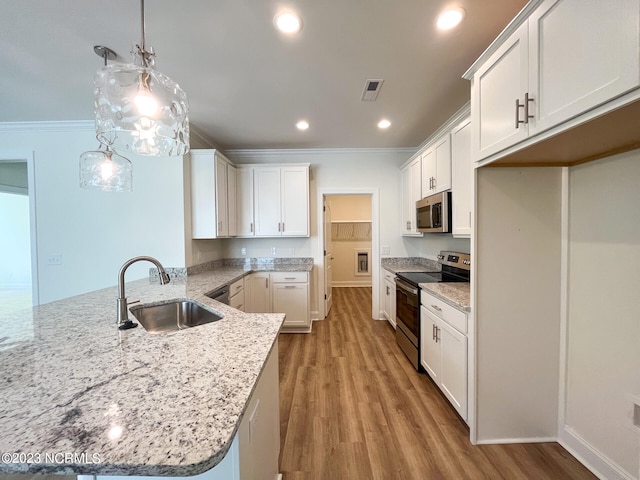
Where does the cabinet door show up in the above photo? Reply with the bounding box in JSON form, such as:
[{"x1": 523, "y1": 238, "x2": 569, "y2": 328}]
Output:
[
  {"x1": 245, "y1": 273, "x2": 271, "y2": 313},
  {"x1": 281, "y1": 166, "x2": 309, "y2": 236},
  {"x1": 451, "y1": 117, "x2": 472, "y2": 237},
  {"x1": 236, "y1": 167, "x2": 254, "y2": 237},
  {"x1": 383, "y1": 278, "x2": 396, "y2": 327},
  {"x1": 401, "y1": 165, "x2": 412, "y2": 234},
  {"x1": 227, "y1": 164, "x2": 237, "y2": 237},
  {"x1": 433, "y1": 134, "x2": 451, "y2": 193},
  {"x1": 272, "y1": 283, "x2": 310, "y2": 328},
  {"x1": 528, "y1": 0, "x2": 640, "y2": 136},
  {"x1": 472, "y1": 21, "x2": 529, "y2": 161},
  {"x1": 421, "y1": 148, "x2": 436, "y2": 197},
  {"x1": 254, "y1": 168, "x2": 281, "y2": 237},
  {"x1": 190, "y1": 151, "x2": 218, "y2": 239},
  {"x1": 439, "y1": 320, "x2": 468, "y2": 421},
  {"x1": 420, "y1": 307, "x2": 440, "y2": 382},
  {"x1": 215, "y1": 156, "x2": 229, "y2": 237}
]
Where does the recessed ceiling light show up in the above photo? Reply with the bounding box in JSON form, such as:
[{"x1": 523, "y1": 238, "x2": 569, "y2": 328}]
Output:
[
  {"x1": 296, "y1": 120, "x2": 309, "y2": 130},
  {"x1": 436, "y1": 7, "x2": 466, "y2": 30},
  {"x1": 274, "y1": 11, "x2": 302, "y2": 34},
  {"x1": 378, "y1": 119, "x2": 391, "y2": 129}
]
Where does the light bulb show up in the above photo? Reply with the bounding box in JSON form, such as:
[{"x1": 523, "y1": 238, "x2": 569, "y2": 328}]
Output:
[
  {"x1": 296, "y1": 120, "x2": 309, "y2": 130},
  {"x1": 100, "y1": 159, "x2": 114, "y2": 180},
  {"x1": 274, "y1": 11, "x2": 302, "y2": 33},
  {"x1": 134, "y1": 91, "x2": 158, "y2": 116},
  {"x1": 436, "y1": 8, "x2": 466, "y2": 30},
  {"x1": 378, "y1": 119, "x2": 391, "y2": 129}
]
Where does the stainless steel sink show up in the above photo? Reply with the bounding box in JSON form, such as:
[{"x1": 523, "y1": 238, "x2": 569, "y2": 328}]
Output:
[{"x1": 129, "y1": 300, "x2": 222, "y2": 333}]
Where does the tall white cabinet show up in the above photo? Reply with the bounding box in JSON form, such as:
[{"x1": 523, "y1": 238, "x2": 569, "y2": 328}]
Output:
[
  {"x1": 191, "y1": 150, "x2": 237, "y2": 239},
  {"x1": 400, "y1": 158, "x2": 422, "y2": 236},
  {"x1": 451, "y1": 115, "x2": 472, "y2": 238}
]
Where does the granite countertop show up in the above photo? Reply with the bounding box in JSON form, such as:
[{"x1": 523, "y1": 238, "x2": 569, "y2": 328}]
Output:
[
  {"x1": 381, "y1": 257, "x2": 440, "y2": 274},
  {"x1": 420, "y1": 282, "x2": 471, "y2": 312},
  {"x1": 0, "y1": 262, "x2": 310, "y2": 476}
]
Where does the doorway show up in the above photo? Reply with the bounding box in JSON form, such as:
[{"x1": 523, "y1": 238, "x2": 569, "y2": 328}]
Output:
[
  {"x1": 0, "y1": 155, "x2": 38, "y2": 315},
  {"x1": 317, "y1": 188, "x2": 380, "y2": 321}
]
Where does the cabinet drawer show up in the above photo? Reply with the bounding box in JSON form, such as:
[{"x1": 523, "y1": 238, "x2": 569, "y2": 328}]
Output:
[
  {"x1": 229, "y1": 290, "x2": 245, "y2": 311},
  {"x1": 271, "y1": 272, "x2": 308, "y2": 283},
  {"x1": 229, "y1": 277, "x2": 244, "y2": 297},
  {"x1": 383, "y1": 269, "x2": 395, "y2": 282},
  {"x1": 421, "y1": 291, "x2": 467, "y2": 334}
]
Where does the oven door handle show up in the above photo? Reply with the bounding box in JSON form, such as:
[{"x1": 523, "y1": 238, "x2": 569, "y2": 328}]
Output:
[{"x1": 395, "y1": 279, "x2": 418, "y2": 296}]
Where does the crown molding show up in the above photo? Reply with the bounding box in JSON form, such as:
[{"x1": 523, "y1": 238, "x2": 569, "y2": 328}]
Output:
[
  {"x1": 0, "y1": 120, "x2": 95, "y2": 134},
  {"x1": 225, "y1": 147, "x2": 417, "y2": 161}
]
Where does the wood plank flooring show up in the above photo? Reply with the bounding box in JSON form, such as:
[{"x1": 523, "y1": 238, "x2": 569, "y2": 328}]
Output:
[{"x1": 278, "y1": 287, "x2": 596, "y2": 480}]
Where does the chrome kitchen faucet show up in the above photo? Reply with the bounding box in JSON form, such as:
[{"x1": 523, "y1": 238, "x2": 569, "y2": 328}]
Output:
[{"x1": 116, "y1": 256, "x2": 171, "y2": 329}]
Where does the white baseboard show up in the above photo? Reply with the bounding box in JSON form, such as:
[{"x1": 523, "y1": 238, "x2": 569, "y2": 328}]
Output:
[
  {"x1": 332, "y1": 281, "x2": 372, "y2": 287},
  {"x1": 559, "y1": 426, "x2": 636, "y2": 480},
  {"x1": 311, "y1": 310, "x2": 321, "y2": 321},
  {"x1": 475, "y1": 436, "x2": 557, "y2": 445}
]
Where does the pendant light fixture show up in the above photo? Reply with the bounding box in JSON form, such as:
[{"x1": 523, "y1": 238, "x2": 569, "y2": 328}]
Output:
[
  {"x1": 80, "y1": 46, "x2": 133, "y2": 193},
  {"x1": 94, "y1": 0, "x2": 189, "y2": 157},
  {"x1": 79, "y1": 143, "x2": 133, "y2": 192}
]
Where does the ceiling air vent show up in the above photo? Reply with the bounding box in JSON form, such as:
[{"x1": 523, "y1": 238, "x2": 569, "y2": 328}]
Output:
[{"x1": 361, "y1": 79, "x2": 384, "y2": 101}]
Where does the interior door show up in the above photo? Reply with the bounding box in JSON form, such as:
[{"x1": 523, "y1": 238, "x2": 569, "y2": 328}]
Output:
[{"x1": 323, "y1": 198, "x2": 333, "y2": 315}]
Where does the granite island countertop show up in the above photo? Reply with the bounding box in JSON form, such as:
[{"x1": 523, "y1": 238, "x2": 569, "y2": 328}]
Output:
[{"x1": 0, "y1": 263, "x2": 310, "y2": 477}]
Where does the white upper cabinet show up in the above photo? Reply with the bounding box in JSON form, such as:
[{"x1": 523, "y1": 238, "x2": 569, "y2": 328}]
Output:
[
  {"x1": 400, "y1": 157, "x2": 423, "y2": 236},
  {"x1": 254, "y1": 167, "x2": 282, "y2": 237},
  {"x1": 236, "y1": 167, "x2": 255, "y2": 237},
  {"x1": 280, "y1": 166, "x2": 309, "y2": 236},
  {"x1": 191, "y1": 149, "x2": 236, "y2": 239},
  {"x1": 471, "y1": 21, "x2": 529, "y2": 160},
  {"x1": 252, "y1": 164, "x2": 310, "y2": 238},
  {"x1": 451, "y1": 116, "x2": 472, "y2": 238},
  {"x1": 528, "y1": 0, "x2": 640, "y2": 136},
  {"x1": 421, "y1": 133, "x2": 452, "y2": 197},
  {"x1": 468, "y1": 0, "x2": 640, "y2": 163},
  {"x1": 227, "y1": 164, "x2": 237, "y2": 237}
]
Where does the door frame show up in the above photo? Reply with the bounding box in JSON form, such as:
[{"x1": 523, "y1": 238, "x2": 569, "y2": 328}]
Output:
[
  {"x1": 316, "y1": 188, "x2": 380, "y2": 320},
  {"x1": 0, "y1": 152, "x2": 39, "y2": 305}
]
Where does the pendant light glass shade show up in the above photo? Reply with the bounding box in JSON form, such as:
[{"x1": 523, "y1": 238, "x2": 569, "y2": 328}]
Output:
[
  {"x1": 79, "y1": 145, "x2": 133, "y2": 192},
  {"x1": 94, "y1": 62, "x2": 189, "y2": 157}
]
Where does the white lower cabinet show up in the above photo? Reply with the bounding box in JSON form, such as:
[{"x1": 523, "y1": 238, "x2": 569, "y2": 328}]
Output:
[
  {"x1": 382, "y1": 270, "x2": 396, "y2": 328},
  {"x1": 245, "y1": 272, "x2": 311, "y2": 330},
  {"x1": 229, "y1": 277, "x2": 245, "y2": 311},
  {"x1": 420, "y1": 292, "x2": 468, "y2": 422}
]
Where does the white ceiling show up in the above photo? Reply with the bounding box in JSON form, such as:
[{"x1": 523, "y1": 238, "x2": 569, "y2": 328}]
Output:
[{"x1": 1, "y1": 0, "x2": 527, "y2": 150}]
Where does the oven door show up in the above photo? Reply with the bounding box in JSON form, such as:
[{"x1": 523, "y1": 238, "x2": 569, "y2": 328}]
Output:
[{"x1": 395, "y1": 278, "x2": 419, "y2": 345}]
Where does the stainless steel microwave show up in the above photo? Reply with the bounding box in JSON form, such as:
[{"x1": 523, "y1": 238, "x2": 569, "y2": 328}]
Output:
[{"x1": 416, "y1": 191, "x2": 451, "y2": 233}]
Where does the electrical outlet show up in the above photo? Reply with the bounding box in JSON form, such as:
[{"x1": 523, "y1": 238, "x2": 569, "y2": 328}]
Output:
[
  {"x1": 381, "y1": 246, "x2": 390, "y2": 255},
  {"x1": 47, "y1": 254, "x2": 62, "y2": 266},
  {"x1": 271, "y1": 247, "x2": 277, "y2": 256},
  {"x1": 241, "y1": 248, "x2": 247, "y2": 256}
]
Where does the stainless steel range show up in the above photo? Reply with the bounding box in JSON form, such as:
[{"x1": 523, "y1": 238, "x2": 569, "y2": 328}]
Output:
[{"x1": 395, "y1": 251, "x2": 470, "y2": 369}]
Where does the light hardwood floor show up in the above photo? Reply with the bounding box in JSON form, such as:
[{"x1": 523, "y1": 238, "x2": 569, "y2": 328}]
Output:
[{"x1": 278, "y1": 287, "x2": 596, "y2": 480}]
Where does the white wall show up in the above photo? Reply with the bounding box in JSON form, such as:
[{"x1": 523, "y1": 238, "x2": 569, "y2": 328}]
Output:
[
  {"x1": 476, "y1": 167, "x2": 562, "y2": 442},
  {"x1": 404, "y1": 233, "x2": 471, "y2": 258},
  {"x1": 0, "y1": 123, "x2": 187, "y2": 304},
  {"x1": 563, "y1": 151, "x2": 640, "y2": 479}
]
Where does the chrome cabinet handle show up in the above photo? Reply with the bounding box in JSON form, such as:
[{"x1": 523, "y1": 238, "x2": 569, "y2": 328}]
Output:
[
  {"x1": 250, "y1": 222, "x2": 254, "y2": 233},
  {"x1": 432, "y1": 324, "x2": 436, "y2": 341},
  {"x1": 386, "y1": 286, "x2": 390, "y2": 295},
  {"x1": 516, "y1": 92, "x2": 535, "y2": 129},
  {"x1": 285, "y1": 285, "x2": 296, "y2": 289},
  {"x1": 431, "y1": 304, "x2": 442, "y2": 312},
  {"x1": 516, "y1": 98, "x2": 525, "y2": 129},
  {"x1": 435, "y1": 326, "x2": 440, "y2": 343}
]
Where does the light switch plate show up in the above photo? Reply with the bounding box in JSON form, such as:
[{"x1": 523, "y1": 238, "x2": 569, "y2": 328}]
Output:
[
  {"x1": 241, "y1": 248, "x2": 247, "y2": 256},
  {"x1": 381, "y1": 246, "x2": 390, "y2": 255}
]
